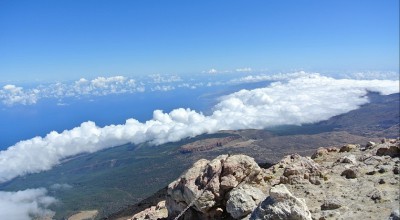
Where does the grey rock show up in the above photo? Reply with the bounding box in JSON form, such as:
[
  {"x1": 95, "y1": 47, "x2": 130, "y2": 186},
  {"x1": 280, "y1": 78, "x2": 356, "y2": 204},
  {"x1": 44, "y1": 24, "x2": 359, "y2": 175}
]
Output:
[
  {"x1": 250, "y1": 184, "x2": 312, "y2": 220},
  {"x1": 226, "y1": 185, "x2": 266, "y2": 219},
  {"x1": 321, "y1": 198, "x2": 342, "y2": 210},
  {"x1": 338, "y1": 155, "x2": 357, "y2": 165}
]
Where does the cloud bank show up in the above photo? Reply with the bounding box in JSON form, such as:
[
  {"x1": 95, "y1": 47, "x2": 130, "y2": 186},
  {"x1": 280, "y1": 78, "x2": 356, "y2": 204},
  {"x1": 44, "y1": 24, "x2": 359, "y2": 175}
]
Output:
[
  {"x1": 0, "y1": 74, "x2": 399, "y2": 182},
  {"x1": 0, "y1": 188, "x2": 57, "y2": 220}
]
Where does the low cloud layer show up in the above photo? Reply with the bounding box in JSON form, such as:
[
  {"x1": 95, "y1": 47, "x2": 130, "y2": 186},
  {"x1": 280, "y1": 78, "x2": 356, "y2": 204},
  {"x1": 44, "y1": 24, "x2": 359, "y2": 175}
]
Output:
[
  {"x1": 0, "y1": 76, "x2": 145, "y2": 106},
  {"x1": 0, "y1": 74, "x2": 398, "y2": 182},
  {"x1": 0, "y1": 188, "x2": 57, "y2": 220},
  {"x1": 1, "y1": 71, "x2": 398, "y2": 106}
]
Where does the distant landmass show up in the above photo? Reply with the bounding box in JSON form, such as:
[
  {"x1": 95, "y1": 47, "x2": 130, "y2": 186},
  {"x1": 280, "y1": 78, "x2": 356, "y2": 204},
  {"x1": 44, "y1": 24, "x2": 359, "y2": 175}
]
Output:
[{"x1": 1, "y1": 92, "x2": 398, "y2": 219}]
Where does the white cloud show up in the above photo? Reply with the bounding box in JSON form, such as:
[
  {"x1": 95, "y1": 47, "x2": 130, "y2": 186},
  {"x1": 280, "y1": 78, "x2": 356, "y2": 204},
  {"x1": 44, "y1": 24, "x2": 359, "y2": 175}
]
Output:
[
  {"x1": 0, "y1": 85, "x2": 38, "y2": 106},
  {"x1": 207, "y1": 68, "x2": 218, "y2": 74},
  {"x1": 0, "y1": 188, "x2": 57, "y2": 220},
  {"x1": 177, "y1": 83, "x2": 197, "y2": 89},
  {"x1": 229, "y1": 71, "x2": 312, "y2": 84},
  {"x1": 338, "y1": 71, "x2": 399, "y2": 80},
  {"x1": 235, "y1": 67, "x2": 252, "y2": 72},
  {"x1": 214, "y1": 74, "x2": 398, "y2": 129},
  {"x1": 0, "y1": 76, "x2": 146, "y2": 106},
  {"x1": 151, "y1": 85, "x2": 175, "y2": 91},
  {"x1": 0, "y1": 73, "x2": 398, "y2": 182},
  {"x1": 148, "y1": 74, "x2": 182, "y2": 83}
]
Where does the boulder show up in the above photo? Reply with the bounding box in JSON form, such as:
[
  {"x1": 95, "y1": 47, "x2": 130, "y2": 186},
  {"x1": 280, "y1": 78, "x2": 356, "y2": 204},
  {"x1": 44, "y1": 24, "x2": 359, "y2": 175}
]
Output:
[
  {"x1": 278, "y1": 154, "x2": 324, "y2": 185},
  {"x1": 226, "y1": 184, "x2": 266, "y2": 219},
  {"x1": 376, "y1": 145, "x2": 400, "y2": 157},
  {"x1": 166, "y1": 154, "x2": 268, "y2": 219},
  {"x1": 250, "y1": 184, "x2": 312, "y2": 220}
]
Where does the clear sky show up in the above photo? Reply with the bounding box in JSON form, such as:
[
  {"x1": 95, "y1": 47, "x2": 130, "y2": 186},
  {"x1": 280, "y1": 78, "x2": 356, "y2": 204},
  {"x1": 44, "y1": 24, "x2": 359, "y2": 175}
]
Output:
[{"x1": 0, "y1": 0, "x2": 398, "y2": 82}]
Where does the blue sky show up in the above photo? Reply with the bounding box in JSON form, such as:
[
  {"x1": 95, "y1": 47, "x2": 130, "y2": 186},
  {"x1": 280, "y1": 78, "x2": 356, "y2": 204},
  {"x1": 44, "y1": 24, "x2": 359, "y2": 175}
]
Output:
[{"x1": 0, "y1": 0, "x2": 398, "y2": 82}]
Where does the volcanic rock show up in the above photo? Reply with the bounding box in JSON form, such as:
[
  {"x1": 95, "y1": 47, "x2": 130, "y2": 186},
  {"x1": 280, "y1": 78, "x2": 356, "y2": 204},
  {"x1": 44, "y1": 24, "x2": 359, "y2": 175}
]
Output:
[{"x1": 250, "y1": 184, "x2": 312, "y2": 220}]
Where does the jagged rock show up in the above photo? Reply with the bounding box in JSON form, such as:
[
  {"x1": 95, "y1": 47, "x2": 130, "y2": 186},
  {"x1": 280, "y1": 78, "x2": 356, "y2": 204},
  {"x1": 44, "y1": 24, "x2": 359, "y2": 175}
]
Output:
[
  {"x1": 166, "y1": 154, "x2": 268, "y2": 219},
  {"x1": 250, "y1": 184, "x2": 312, "y2": 220},
  {"x1": 129, "y1": 201, "x2": 168, "y2": 220},
  {"x1": 226, "y1": 185, "x2": 266, "y2": 219},
  {"x1": 276, "y1": 154, "x2": 324, "y2": 185},
  {"x1": 221, "y1": 155, "x2": 265, "y2": 189}
]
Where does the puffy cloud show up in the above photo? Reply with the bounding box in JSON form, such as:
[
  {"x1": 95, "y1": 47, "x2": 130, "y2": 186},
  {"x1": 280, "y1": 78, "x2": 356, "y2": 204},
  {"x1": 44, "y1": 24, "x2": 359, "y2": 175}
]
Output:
[
  {"x1": 0, "y1": 85, "x2": 38, "y2": 106},
  {"x1": 70, "y1": 76, "x2": 142, "y2": 96},
  {"x1": 0, "y1": 74, "x2": 398, "y2": 182},
  {"x1": 0, "y1": 188, "x2": 57, "y2": 220}
]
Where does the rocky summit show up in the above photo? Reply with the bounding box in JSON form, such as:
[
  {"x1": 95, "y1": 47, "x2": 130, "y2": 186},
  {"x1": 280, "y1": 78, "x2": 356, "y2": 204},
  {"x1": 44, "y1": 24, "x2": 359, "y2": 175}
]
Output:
[{"x1": 127, "y1": 138, "x2": 400, "y2": 220}]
